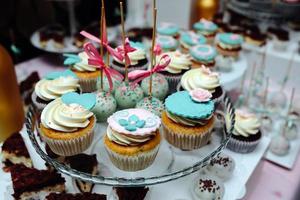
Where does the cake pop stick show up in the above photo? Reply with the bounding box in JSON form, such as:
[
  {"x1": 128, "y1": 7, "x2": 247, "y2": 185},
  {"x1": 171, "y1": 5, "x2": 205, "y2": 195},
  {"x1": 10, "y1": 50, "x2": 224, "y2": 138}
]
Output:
[
  {"x1": 120, "y1": 2, "x2": 128, "y2": 83},
  {"x1": 245, "y1": 62, "x2": 256, "y2": 106},
  {"x1": 262, "y1": 76, "x2": 269, "y2": 108},
  {"x1": 281, "y1": 52, "x2": 295, "y2": 92},
  {"x1": 149, "y1": 8, "x2": 157, "y2": 98},
  {"x1": 99, "y1": 5, "x2": 105, "y2": 90},
  {"x1": 283, "y1": 88, "x2": 295, "y2": 137}
]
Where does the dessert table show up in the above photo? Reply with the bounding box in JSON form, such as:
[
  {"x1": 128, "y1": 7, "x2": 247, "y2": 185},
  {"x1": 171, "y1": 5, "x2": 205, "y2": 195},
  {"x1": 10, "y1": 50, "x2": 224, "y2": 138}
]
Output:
[{"x1": 7, "y1": 54, "x2": 299, "y2": 200}]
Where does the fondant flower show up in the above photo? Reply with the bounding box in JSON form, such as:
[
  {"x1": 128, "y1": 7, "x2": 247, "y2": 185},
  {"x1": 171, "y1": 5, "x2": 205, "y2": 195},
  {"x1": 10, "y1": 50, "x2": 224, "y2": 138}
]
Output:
[
  {"x1": 190, "y1": 88, "x2": 212, "y2": 102},
  {"x1": 201, "y1": 65, "x2": 219, "y2": 77},
  {"x1": 118, "y1": 114, "x2": 146, "y2": 131},
  {"x1": 230, "y1": 34, "x2": 240, "y2": 40},
  {"x1": 236, "y1": 109, "x2": 255, "y2": 119},
  {"x1": 200, "y1": 18, "x2": 213, "y2": 28}
]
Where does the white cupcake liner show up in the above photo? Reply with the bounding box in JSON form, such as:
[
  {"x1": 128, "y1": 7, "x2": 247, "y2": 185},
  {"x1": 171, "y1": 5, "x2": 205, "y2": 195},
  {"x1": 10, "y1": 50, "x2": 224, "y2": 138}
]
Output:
[
  {"x1": 42, "y1": 119, "x2": 96, "y2": 156},
  {"x1": 79, "y1": 77, "x2": 98, "y2": 93},
  {"x1": 111, "y1": 62, "x2": 148, "y2": 76},
  {"x1": 162, "y1": 123, "x2": 214, "y2": 150},
  {"x1": 226, "y1": 136, "x2": 261, "y2": 154},
  {"x1": 105, "y1": 145, "x2": 160, "y2": 171}
]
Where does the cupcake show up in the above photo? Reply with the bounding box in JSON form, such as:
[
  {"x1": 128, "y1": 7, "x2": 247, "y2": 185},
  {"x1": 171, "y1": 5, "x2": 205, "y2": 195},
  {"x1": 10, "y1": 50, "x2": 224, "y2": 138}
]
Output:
[
  {"x1": 92, "y1": 91, "x2": 117, "y2": 122},
  {"x1": 157, "y1": 22, "x2": 180, "y2": 38},
  {"x1": 112, "y1": 43, "x2": 148, "y2": 75},
  {"x1": 158, "y1": 51, "x2": 191, "y2": 93},
  {"x1": 216, "y1": 33, "x2": 243, "y2": 59},
  {"x1": 156, "y1": 35, "x2": 179, "y2": 52},
  {"x1": 31, "y1": 69, "x2": 80, "y2": 112},
  {"x1": 180, "y1": 31, "x2": 207, "y2": 53},
  {"x1": 141, "y1": 73, "x2": 169, "y2": 101},
  {"x1": 226, "y1": 109, "x2": 262, "y2": 154},
  {"x1": 179, "y1": 66, "x2": 224, "y2": 104},
  {"x1": 114, "y1": 82, "x2": 144, "y2": 109},
  {"x1": 104, "y1": 108, "x2": 161, "y2": 171},
  {"x1": 193, "y1": 18, "x2": 218, "y2": 44},
  {"x1": 40, "y1": 92, "x2": 96, "y2": 156},
  {"x1": 244, "y1": 28, "x2": 267, "y2": 47},
  {"x1": 203, "y1": 153, "x2": 235, "y2": 181},
  {"x1": 189, "y1": 44, "x2": 217, "y2": 68},
  {"x1": 191, "y1": 175, "x2": 224, "y2": 200},
  {"x1": 162, "y1": 89, "x2": 215, "y2": 150},
  {"x1": 69, "y1": 52, "x2": 100, "y2": 93},
  {"x1": 136, "y1": 96, "x2": 165, "y2": 117}
]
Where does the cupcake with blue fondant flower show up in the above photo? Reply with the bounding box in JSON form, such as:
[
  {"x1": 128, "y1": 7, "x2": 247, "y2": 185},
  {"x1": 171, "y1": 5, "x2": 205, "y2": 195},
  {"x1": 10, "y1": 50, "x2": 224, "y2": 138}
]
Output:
[
  {"x1": 156, "y1": 35, "x2": 179, "y2": 52},
  {"x1": 216, "y1": 33, "x2": 243, "y2": 58},
  {"x1": 193, "y1": 19, "x2": 218, "y2": 44},
  {"x1": 189, "y1": 44, "x2": 217, "y2": 68},
  {"x1": 157, "y1": 22, "x2": 180, "y2": 38},
  {"x1": 180, "y1": 31, "x2": 207, "y2": 53},
  {"x1": 162, "y1": 89, "x2": 215, "y2": 150},
  {"x1": 104, "y1": 108, "x2": 161, "y2": 171}
]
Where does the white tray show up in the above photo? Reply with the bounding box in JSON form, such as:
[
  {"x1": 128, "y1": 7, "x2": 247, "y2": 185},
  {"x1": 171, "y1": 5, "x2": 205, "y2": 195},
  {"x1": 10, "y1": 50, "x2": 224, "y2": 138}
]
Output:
[{"x1": 0, "y1": 125, "x2": 270, "y2": 200}]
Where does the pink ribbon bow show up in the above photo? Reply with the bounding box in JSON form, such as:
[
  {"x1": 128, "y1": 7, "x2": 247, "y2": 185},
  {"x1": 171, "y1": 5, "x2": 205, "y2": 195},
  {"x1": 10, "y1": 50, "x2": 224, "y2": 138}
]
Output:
[
  {"x1": 128, "y1": 54, "x2": 171, "y2": 86},
  {"x1": 83, "y1": 42, "x2": 124, "y2": 92},
  {"x1": 115, "y1": 38, "x2": 136, "y2": 65},
  {"x1": 80, "y1": 30, "x2": 124, "y2": 61}
]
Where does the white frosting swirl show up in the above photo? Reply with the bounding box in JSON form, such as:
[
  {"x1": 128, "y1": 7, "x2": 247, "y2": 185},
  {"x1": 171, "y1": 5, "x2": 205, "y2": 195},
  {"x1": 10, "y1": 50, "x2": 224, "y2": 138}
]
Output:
[
  {"x1": 72, "y1": 52, "x2": 97, "y2": 72},
  {"x1": 35, "y1": 77, "x2": 80, "y2": 101},
  {"x1": 41, "y1": 98, "x2": 93, "y2": 132},
  {"x1": 218, "y1": 41, "x2": 241, "y2": 50},
  {"x1": 181, "y1": 68, "x2": 220, "y2": 93},
  {"x1": 159, "y1": 51, "x2": 191, "y2": 74},
  {"x1": 107, "y1": 126, "x2": 153, "y2": 146},
  {"x1": 114, "y1": 48, "x2": 146, "y2": 65},
  {"x1": 233, "y1": 110, "x2": 261, "y2": 137}
]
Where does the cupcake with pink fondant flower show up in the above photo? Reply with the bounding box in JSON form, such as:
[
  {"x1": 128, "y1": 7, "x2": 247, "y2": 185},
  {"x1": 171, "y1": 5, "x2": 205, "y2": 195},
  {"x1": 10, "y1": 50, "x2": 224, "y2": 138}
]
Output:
[{"x1": 104, "y1": 108, "x2": 161, "y2": 171}]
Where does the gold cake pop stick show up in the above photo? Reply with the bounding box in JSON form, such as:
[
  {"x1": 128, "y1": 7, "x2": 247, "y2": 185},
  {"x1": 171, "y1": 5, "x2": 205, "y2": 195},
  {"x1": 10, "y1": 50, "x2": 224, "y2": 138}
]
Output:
[
  {"x1": 120, "y1": 2, "x2": 128, "y2": 83},
  {"x1": 149, "y1": 8, "x2": 157, "y2": 98}
]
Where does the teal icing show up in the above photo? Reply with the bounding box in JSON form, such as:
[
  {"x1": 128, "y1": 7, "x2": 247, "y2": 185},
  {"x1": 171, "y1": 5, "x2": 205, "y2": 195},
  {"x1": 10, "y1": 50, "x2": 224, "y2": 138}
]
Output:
[
  {"x1": 193, "y1": 21, "x2": 218, "y2": 32},
  {"x1": 61, "y1": 92, "x2": 96, "y2": 110},
  {"x1": 45, "y1": 69, "x2": 78, "y2": 80},
  {"x1": 165, "y1": 91, "x2": 214, "y2": 119},
  {"x1": 157, "y1": 23, "x2": 179, "y2": 36},
  {"x1": 118, "y1": 114, "x2": 146, "y2": 131},
  {"x1": 129, "y1": 41, "x2": 146, "y2": 50},
  {"x1": 181, "y1": 32, "x2": 206, "y2": 46},
  {"x1": 63, "y1": 54, "x2": 81, "y2": 65},
  {"x1": 218, "y1": 33, "x2": 243, "y2": 45},
  {"x1": 156, "y1": 36, "x2": 178, "y2": 50},
  {"x1": 189, "y1": 45, "x2": 217, "y2": 62}
]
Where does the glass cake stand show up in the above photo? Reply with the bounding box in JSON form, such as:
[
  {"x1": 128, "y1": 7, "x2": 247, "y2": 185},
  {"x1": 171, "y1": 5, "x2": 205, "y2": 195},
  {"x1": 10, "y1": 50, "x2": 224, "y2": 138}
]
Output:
[{"x1": 25, "y1": 94, "x2": 235, "y2": 187}]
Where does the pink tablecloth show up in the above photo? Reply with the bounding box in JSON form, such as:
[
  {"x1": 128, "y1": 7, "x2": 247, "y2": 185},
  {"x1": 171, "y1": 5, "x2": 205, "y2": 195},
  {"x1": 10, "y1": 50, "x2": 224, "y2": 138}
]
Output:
[{"x1": 16, "y1": 55, "x2": 300, "y2": 200}]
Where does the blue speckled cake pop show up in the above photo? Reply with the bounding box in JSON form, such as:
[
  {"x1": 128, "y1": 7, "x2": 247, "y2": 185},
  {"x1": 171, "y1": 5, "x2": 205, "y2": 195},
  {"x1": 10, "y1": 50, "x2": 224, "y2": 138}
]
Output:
[
  {"x1": 92, "y1": 91, "x2": 117, "y2": 122},
  {"x1": 136, "y1": 96, "x2": 164, "y2": 116},
  {"x1": 114, "y1": 82, "x2": 144, "y2": 109},
  {"x1": 141, "y1": 73, "x2": 169, "y2": 100}
]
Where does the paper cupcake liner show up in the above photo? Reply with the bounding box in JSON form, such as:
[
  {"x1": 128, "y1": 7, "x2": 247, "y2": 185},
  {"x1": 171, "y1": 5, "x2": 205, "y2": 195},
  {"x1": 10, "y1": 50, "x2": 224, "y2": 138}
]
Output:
[
  {"x1": 105, "y1": 145, "x2": 160, "y2": 171},
  {"x1": 162, "y1": 74, "x2": 182, "y2": 94},
  {"x1": 79, "y1": 77, "x2": 98, "y2": 93},
  {"x1": 162, "y1": 123, "x2": 214, "y2": 150},
  {"x1": 111, "y1": 63, "x2": 148, "y2": 76},
  {"x1": 31, "y1": 92, "x2": 48, "y2": 112},
  {"x1": 42, "y1": 122, "x2": 95, "y2": 156},
  {"x1": 226, "y1": 136, "x2": 261, "y2": 154}
]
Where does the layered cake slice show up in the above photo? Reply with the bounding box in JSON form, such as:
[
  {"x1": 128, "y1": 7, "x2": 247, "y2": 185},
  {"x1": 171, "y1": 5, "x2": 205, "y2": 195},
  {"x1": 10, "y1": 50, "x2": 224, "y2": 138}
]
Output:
[
  {"x1": 10, "y1": 164, "x2": 65, "y2": 200},
  {"x1": 2, "y1": 132, "x2": 32, "y2": 172},
  {"x1": 66, "y1": 154, "x2": 98, "y2": 193},
  {"x1": 46, "y1": 192, "x2": 106, "y2": 200}
]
